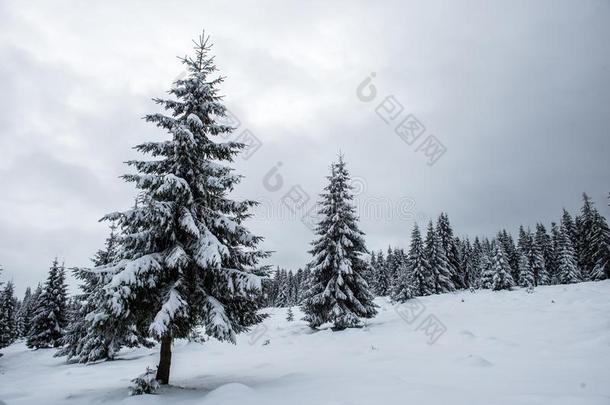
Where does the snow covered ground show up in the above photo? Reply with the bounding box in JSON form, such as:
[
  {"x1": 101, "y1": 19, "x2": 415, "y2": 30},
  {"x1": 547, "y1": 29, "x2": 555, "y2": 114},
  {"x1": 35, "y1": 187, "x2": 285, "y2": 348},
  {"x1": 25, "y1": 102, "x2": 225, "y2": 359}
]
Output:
[{"x1": 1, "y1": 281, "x2": 609, "y2": 405}]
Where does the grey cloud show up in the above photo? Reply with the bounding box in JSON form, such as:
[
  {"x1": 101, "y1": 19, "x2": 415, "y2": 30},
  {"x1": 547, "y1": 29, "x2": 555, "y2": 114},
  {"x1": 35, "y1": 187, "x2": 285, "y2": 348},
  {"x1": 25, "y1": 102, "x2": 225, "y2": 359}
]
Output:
[{"x1": 1, "y1": 0, "x2": 609, "y2": 295}]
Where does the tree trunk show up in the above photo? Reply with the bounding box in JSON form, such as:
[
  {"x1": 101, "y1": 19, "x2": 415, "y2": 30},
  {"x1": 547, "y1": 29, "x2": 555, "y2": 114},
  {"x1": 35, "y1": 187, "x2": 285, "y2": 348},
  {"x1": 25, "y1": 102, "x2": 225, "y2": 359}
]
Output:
[{"x1": 156, "y1": 335, "x2": 172, "y2": 385}]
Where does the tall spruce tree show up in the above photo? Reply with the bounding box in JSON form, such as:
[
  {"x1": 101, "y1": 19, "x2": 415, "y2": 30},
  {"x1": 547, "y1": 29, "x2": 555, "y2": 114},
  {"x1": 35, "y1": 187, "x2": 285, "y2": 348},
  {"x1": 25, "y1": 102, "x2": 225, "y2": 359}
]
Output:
[
  {"x1": 0, "y1": 281, "x2": 17, "y2": 348},
  {"x1": 366, "y1": 253, "x2": 377, "y2": 290},
  {"x1": 436, "y1": 213, "x2": 463, "y2": 289},
  {"x1": 275, "y1": 269, "x2": 289, "y2": 307},
  {"x1": 290, "y1": 271, "x2": 300, "y2": 305},
  {"x1": 561, "y1": 209, "x2": 578, "y2": 250},
  {"x1": 390, "y1": 261, "x2": 413, "y2": 303},
  {"x1": 497, "y1": 230, "x2": 519, "y2": 281},
  {"x1": 27, "y1": 259, "x2": 68, "y2": 349},
  {"x1": 528, "y1": 233, "x2": 548, "y2": 286},
  {"x1": 470, "y1": 237, "x2": 484, "y2": 289},
  {"x1": 28, "y1": 283, "x2": 43, "y2": 311},
  {"x1": 385, "y1": 247, "x2": 398, "y2": 289},
  {"x1": 462, "y1": 238, "x2": 478, "y2": 289},
  {"x1": 91, "y1": 33, "x2": 269, "y2": 384},
  {"x1": 16, "y1": 286, "x2": 33, "y2": 338},
  {"x1": 425, "y1": 221, "x2": 455, "y2": 294},
  {"x1": 589, "y1": 211, "x2": 610, "y2": 280},
  {"x1": 479, "y1": 250, "x2": 495, "y2": 289},
  {"x1": 534, "y1": 223, "x2": 553, "y2": 285},
  {"x1": 300, "y1": 266, "x2": 312, "y2": 301},
  {"x1": 490, "y1": 239, "x2": 515, "y2": 291},
  {"x1": 405, "y1": 224, "x2": 433, "y2": 296},
  {"x1": 577, "y1": 194, "x2": 610, "y2": 281},
  {"x1": 372, "y1": 250, "x2": 391, "y2": 296},
  {"x1": 557, "y1": 223, "x2": 581, "y2": 284},
  {"x1": 517, "y1": 251, "x2": 534, "y2": 289},
  {"x1": 550, "y1": 222, "x2": 561, "y2": 284},
  {"x1": 294, "y1": 268, "x2": 305, "y2": 304},
  {"x1": 517, "y1": 227, "x2": 535, "y2": 289},
  {"x1": 301, "y1": 156, "x2": 377, "y2": 329}
]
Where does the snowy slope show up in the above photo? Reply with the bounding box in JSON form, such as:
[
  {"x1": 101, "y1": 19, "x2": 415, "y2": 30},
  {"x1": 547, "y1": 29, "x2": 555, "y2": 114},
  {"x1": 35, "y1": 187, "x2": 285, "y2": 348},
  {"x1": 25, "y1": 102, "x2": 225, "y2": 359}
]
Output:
[{"x1": 1, "y1": 281, "x2": 609, "y2": 405}]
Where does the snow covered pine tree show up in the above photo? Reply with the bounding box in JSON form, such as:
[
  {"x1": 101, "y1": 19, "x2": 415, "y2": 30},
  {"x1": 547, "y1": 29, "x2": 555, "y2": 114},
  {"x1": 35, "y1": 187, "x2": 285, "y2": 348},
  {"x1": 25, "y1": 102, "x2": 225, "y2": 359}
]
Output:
[
  {"x1": 27, "y1": 259, "x2": 68, "y2": 349},
  {"x1": 517, "y1": 226, "x2": 535, "y2": 290},
  {"x1": 577, "y1": 194, "x2": 610, "y2": 281},
  {"x1": 390, "y1": 260, "x2": 414, "y2": 303},
  {"x1": 0, "y1": 281, "x2": 17, "y2": 348},
  {"x1": 490, "y1": 239, "x2": 515, "y2": 291},
  {"x1": 286, "y1": 307, "x2": 294, "y2": 322},
  {"x1": 409, "y1": 224, "x2": 434, "y2": 296},
  {"x1": 16, "y1": 286, "x2": 33, "y2": 338},
  {"x1": 436, "y1": 213, "x2": 463, "y2": 289},
  {"x1": 557, "y1": 223, "x2": 581, "y2": 284},
  {"x1": 56, "y1": 224, "x2": 136, "y2": 363},
  {"x1": 393, "y1": 223, "x2": 432, "y2": 300},
  {"x1": 93, "y1": 33, "x2": 269, "y2": 384},
  {"x1": 478, "y1": 252, "x2": 494, "y2": 289},
  {"x1": 371, "y1": 250, "x2": 391, "y2": 296},
  {"x1": 424, "y1": 221, "x2": 455, "y2": 294},
  {"x1": 302, "y1": 155, "x2": 377, "y2": 330}
]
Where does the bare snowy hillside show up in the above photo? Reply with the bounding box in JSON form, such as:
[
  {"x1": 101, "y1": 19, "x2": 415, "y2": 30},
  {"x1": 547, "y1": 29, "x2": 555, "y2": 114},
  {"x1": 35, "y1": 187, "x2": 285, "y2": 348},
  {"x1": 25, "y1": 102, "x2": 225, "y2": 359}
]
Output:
[{"x1": 1, "y1": 281, "x2": 609, "y2": 405}]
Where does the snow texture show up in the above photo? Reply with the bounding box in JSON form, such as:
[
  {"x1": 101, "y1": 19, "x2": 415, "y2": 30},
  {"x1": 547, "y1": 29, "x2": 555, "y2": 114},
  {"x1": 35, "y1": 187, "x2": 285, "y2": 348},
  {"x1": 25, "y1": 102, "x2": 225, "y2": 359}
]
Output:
[{"x1": 1, "y1": 281, "x2": 609, "y2": 405}]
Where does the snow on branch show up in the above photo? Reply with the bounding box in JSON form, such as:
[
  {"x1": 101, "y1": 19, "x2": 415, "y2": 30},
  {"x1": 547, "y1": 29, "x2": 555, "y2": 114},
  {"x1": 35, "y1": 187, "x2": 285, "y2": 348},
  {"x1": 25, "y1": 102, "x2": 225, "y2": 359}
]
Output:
[
  {"x1": 165, "y1": 245, "x2": 190, "y2": 270},
  {"x1": 108, "y1": 254, "x2": 163, "y2": 289},
  {"x1": 203, "y1": 296, "x2": 235, "y2": 342},
  {"x1": 149, "y1": 286, "x2": 187, "y2": 338},
  {"x1": 179, "y1": 209, "x2": 200, "y2": 238},
  {"x1": 216, "y1": 268, "x2": 262, "y2": 293},
  {"x1": 193, "y1": 227, "x2": 229, "y2": 268}
]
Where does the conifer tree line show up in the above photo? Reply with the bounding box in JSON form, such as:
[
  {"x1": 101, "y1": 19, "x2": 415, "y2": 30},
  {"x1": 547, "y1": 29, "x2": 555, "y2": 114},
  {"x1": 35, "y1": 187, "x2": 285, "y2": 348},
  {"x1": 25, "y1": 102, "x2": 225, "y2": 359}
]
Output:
[
  {"x1": 257, "y1": 192, "x2": 610, "y2": 307},
  {"x1": 260, "y1": 266, "x2": 312, "y2": 308},
  {"x1": 0, "y1": 259, "x2": 68, "y2": 350}
]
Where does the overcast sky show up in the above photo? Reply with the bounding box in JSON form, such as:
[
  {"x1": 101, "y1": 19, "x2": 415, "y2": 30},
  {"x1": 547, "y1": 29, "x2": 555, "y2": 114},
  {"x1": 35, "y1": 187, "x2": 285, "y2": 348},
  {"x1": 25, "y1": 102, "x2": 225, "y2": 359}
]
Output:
[{"x1": 1, "y1": 0, "x2": 609, "y2": 295}]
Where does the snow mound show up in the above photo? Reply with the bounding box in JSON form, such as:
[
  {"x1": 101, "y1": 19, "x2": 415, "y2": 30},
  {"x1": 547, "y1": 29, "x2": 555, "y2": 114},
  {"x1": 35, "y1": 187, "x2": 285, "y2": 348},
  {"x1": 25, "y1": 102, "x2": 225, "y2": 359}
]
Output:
[
  {"x1": 456, "y1": 354, "x2": 493, "y2": 367},
  {"x1": 206, "y1": 383, "x2": 256, "y2": 402},
  {"x1": 459, "y1": 329, "x2": 476, "y2": 338}
]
